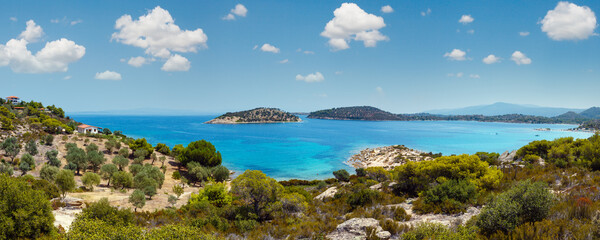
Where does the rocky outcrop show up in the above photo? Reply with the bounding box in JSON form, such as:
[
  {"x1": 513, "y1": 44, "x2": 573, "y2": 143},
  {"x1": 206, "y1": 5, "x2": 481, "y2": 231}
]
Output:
[
  {"x1": 347, "y1": 145, "x2": 434, "y2": 169},
  {"x1": 498, "y1": 150, "x2": 517, "y2": 163},
  {"x1": 52, "y1": 197, "x2": 85, "y2": 231},
  {"x1": 326, "y1": 218, "x2": 391, "y2": 240},
  {"x1": 315, "y1": 187, "x2": 337, "y2": 201},
  {"x1": 389, "y1": 198, "x2": 481, "y2": 227}
]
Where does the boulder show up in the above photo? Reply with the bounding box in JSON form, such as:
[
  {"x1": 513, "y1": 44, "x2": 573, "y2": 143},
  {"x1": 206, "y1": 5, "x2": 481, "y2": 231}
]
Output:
[
  {"x1": 315, "y1": 187, "x2": 337, "y2": 201},
  {"x1": 498, "y1": 150, "x2": 517, "y2": 163},
  {"x1": 326, "y1": 218, "x2": 391, "y2": 240}
]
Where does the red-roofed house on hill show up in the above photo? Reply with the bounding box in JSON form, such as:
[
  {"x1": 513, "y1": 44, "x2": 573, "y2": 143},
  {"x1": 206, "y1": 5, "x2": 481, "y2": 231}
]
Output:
[
  {"x1": 6, "y1": 96, "x2": 20, "y2": 105},
  {"x1": 77, "y1": 124, "x2": 103, "y2": 134}
]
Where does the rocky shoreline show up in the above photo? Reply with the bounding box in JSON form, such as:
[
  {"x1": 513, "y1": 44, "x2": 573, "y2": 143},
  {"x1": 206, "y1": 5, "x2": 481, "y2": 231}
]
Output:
[
  {"x1": 205, "y1": 116, "x2": 302, "y2": 124},
  {"x1": 346, "y1": 145, "x2": 435, "y2": 169}
]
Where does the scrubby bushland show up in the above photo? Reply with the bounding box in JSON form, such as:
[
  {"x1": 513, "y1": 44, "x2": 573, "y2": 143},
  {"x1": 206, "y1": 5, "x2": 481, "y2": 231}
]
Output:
[
  {"x1": 0, "y1": 174, "x2": 55, "y2": 239},
  {"x1": 516, "y1": 134, "x2": 600, "y2": 170},
  {"x1": 391, "y1": 154, "x2": 502, "y2": 197},
  {"x1": 476, "y1": 180, "x2": 554, "y2": 234},
  {"x1": 413, "y1": 179, "x2": 478, "y2": 214}
]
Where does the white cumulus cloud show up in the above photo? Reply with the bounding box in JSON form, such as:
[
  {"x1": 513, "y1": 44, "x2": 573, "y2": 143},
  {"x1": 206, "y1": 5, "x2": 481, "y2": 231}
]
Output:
[
  {"x1": 19, "y1": 20, "x2": 44, "y2": 42},
  {"x1": 482, "y1": 54, "x2": 500, "y2": 64},
  {"x1": 519, "y1": 31, "x2": 530, "y2": 36},
  {"x1": 279, "y1": 59, "x2": 288, "y2": 64},
  {"x1": 161, "y1": 54, "x2": 190, "y2": 71},
  {"x1": 223, "y1": 4, "x2": 248, "y2": 20},
  {"x1": 95, "y1": 70, "x2": 122, "y2": 80},
  {"x1": 469, "y1": 74, "x2": 480, "y2": 79},
  {"x1": 541, "y1": 1, "x2": 597, "y2": 41},
  {"x1": 296, "y1": 72, "x2": 324, "y2": 83},
  {"x1": 127, "y1": 56, "x2": 148, "y2": 67},
  {"x1": 444, "y1": 49, "x2": 467, "y2": 61},
  {"x1": 0, "y1": 21, "x2": 85, "y2": 73},
  {"x1": 260, "y1": 43, "x2": 280, "y2": 53},
  {"x1": 9, "y1": 17, "x2": 17, "y2": 22},
  {"x1": 321, "y1": 3, "x2": 388, "y2": 51},
  {"x1": 421, "y1": 8, "x2": 432, "y2": 16},
  {"x1": 381, "y1": 5, "x2": 393, "y2": 13},
  {"x1": 112, "y1": 6, "x2": 207, "y2": 71},
  {"x1": 459, "y1": 15, "x2": 474, "y2": 24},
  {"x1": 511, "y1": 51, "x2": 531, "y2": 65},
  {"x1": 447, "y1": 72, "x2": 464, "y2": 78}
]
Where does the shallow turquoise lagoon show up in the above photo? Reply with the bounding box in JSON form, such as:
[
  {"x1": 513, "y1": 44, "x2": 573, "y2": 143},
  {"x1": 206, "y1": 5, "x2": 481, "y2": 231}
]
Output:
[{"x1": 71, "y1": 115, "x2": 593, "y2": 180}]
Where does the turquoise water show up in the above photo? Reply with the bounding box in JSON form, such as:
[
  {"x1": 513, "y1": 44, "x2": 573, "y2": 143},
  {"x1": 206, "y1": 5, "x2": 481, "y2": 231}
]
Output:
[{"x1": 70, "y1": 115, "x2": 593, "y2": 180}]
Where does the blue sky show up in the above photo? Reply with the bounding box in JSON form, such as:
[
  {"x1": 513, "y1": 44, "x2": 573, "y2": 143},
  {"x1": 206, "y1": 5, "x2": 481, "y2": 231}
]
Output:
[{"x1": 0, "y1": 0, "x2": 598, "y2": 114}]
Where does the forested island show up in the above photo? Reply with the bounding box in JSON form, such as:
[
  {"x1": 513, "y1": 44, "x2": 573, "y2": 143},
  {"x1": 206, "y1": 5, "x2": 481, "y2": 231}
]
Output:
[
  {"x1": 205, "y1": 107, "x2": 301, "y2": 124},
  {"x1": 2, "y1": 97, "x2": 600, "y2": 239},
  {"x1": 308, "y1": 106, "x2": 600, "y2": 126}
]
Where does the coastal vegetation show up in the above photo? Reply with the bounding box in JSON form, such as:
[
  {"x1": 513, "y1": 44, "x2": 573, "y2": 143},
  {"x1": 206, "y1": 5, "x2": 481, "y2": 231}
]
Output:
[
  {"x1": 2, "y1": 97, "x2": 600, "y2": 239},
  {"x1": 205, "y1": 107, "x2": 301, "y2": 124},
  {"x1": 308, "y1": 106, "x2": 600, "y2": 126}
]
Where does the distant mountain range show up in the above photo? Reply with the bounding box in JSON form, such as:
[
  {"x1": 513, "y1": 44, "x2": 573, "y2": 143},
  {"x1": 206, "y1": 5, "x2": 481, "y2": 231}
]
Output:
[{"x1": 426, "y1": 102, "x2": 584, "y2": 117}]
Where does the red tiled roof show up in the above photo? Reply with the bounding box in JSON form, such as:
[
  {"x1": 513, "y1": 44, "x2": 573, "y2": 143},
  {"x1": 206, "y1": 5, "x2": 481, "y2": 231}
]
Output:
[
  {"x1": 7, "y1": 96, "x2": 18, "y2": 99},
  {"x1": 78, "y1": 124, "x2": 99, "y2": 129},
  {"x1": 14, "y1": 107, "x2": 24, "y2": 109}
]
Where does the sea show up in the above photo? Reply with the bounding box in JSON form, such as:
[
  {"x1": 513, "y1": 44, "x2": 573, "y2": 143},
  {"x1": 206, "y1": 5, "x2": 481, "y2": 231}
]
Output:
[{"x1": 70, "y1": 115, "x2": 594, "y2": 180}]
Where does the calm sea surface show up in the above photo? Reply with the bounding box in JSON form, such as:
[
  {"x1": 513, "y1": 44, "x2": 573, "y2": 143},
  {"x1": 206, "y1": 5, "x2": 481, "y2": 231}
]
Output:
[{"x1": 70, "y1": 115, "x2": 593, "y2": 180}]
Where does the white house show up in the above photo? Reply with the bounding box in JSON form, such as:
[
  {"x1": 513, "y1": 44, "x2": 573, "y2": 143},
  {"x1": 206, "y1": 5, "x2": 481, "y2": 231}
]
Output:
[
  {"x1": 77, "y1": 124, "x2": 102, "y2": 134},
  {"x1": 6, "y1": 96, "x2": 20, "y2": 105}
]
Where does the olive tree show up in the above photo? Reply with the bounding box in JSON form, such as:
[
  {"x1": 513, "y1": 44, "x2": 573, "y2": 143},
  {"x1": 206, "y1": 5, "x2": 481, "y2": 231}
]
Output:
[
  {"x1": 100, "y1": 164, "x2": 118, "y2": 187},
  {"x1": 111, "y1": 171, "x2": 133, "y2": 189},
  {"x1": 45, "y1": 150, "x2": 61, "y2": 167},
  {"x1": 40, "y1": 165, "x2": 60, "y2": 182},
  {"x1": 66, "y1": 147, "x2": 87, "y2": 175},
  {"x1": 19, "y1": 154, "x2": 36, "y2": 176},
  {"x1": 129, "y1": 189, "x2": 146, "y2": 212},
  {"x1": 55, "y1": 169, "x2": 76, "y2": 198},
  {"x1": 112, "y1": 155, "x2": 129, "y2": 171},
  {"x1": 1, "y1": 137, "x2": 20, "y2": 163},
  {"x1": 25, "y1": 140, "x2": 38, "y2": 156},
  {"x1": 82, "y1": 172, "x2": 101, "y2": 191}
]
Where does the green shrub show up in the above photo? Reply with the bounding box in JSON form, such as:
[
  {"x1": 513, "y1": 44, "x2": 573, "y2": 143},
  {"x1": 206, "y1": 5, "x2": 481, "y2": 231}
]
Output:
[
  {"x1": 476, "y1": 180, "x2": 554, "y2": 235},
  {"x1": 40, "y1": 165, "x2": 60, "y2": 182},
  {"x1": 333, "y1": 169, "x2": 350, "y2": 182},
  {"x1": 81, "y1": 172, "x2": 101, "y2": 191},
  {"x1": 365, "y1": 167, "x2": 390, "y2": 182},
  {"x1": 31, "y1": 179, "x2": 60, "y2": 199},
  {"x1": 414, "y1": 179, "x2": 478, "y2": 214},
  {"x1": 523, "y1": 154, "x2": 541, "y2": 164},
  {"x1": 0, "y1": 174, "x2": 55, "y2": 239},
  {"x1": 347, "y1": 188, "x2": 379, "y2": 208},
  {"x1": 402, "y1": 222, "x2": 478, "y2": 240},
  {"x1": 76, "y1": 198, "x2": 134, "y2": 226},
  {"x1": 211, "y1": 165, "x2": 230, "y2": 182},
  {"x1": 190, "y1": 182, "x2": 232, "y2": 207}
]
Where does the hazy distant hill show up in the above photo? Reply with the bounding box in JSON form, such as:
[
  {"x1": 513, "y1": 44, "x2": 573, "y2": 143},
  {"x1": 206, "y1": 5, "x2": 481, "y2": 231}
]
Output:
[
  {"x1": 579, "y1": 107, "x2": 600, "y2": 119},
  {"x1": 427, "y1": 102, "x2": 583, "y2": 117},
  {"x1": 553, "y1": 111, "x2": 591, "y2": 122}
]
